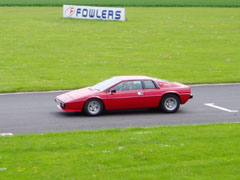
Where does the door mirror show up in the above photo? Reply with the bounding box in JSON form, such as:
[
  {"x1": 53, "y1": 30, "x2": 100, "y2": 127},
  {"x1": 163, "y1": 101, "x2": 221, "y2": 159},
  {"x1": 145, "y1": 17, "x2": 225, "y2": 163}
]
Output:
[{"x1": 110, "y1": 89, "x2": 116, "y2": 94}]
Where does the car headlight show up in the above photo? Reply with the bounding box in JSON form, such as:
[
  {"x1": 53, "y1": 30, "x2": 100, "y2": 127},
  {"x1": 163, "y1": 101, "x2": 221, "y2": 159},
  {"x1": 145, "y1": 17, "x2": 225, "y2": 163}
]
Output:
[{"x1": 55, "y1": 98, "x2": 65, "y2": 109}]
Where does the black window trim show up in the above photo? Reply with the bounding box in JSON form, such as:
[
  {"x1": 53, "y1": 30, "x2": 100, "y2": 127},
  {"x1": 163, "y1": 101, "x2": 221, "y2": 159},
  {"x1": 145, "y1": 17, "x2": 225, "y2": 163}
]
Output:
[{"x1": 153, "y1": 80, "x2": 160, "y2": 88}]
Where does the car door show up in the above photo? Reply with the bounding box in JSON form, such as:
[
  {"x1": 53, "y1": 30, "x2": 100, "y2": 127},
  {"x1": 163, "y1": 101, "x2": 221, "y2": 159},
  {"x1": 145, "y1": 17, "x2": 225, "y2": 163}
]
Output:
[
  {"x1": 106, "y1": 80, "x2": 145, "y2": 110},
  {"x1": 139, "y1": 80, "x2": 161, "y2": 108}
]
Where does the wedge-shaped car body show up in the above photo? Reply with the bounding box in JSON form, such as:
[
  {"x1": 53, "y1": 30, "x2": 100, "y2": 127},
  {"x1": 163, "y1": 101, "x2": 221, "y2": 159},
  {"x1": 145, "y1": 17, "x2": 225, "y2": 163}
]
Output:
[{"x1": 55, "y1": 76, "x2": 193, "y2": 116}]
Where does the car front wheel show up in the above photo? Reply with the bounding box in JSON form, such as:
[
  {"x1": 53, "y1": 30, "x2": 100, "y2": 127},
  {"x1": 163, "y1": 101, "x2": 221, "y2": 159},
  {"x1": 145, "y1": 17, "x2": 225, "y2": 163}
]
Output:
[
  {"x1": 160, "y1": 94, "x2": 180, "y2": 113},
  {"x1": 84, "y1": 99, "x2": 103, "y2": 116}
]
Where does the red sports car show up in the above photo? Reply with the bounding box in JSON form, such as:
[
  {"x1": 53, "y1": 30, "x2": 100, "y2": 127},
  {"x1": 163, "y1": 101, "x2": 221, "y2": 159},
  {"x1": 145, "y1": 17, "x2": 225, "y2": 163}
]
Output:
[{"x1": 55, "y1": 76, "x2": 193, "y2": 116}]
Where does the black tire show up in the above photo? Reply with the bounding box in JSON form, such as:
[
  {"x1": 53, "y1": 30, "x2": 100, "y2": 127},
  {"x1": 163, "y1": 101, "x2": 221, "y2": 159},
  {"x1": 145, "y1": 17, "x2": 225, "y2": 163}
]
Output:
[
  {"x1": 160, "y1": 94, "x2": 180, "y2": 113},
  {"x1": 84, "y1": 99, "x2": 104, "y2": 116}
]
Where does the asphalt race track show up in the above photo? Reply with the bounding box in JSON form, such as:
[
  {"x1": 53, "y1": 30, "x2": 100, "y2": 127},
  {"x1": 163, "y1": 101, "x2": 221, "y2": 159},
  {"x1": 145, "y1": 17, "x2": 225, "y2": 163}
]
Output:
[{"x1": 0, "y1": 84, "x2": 239, "y2": 134}]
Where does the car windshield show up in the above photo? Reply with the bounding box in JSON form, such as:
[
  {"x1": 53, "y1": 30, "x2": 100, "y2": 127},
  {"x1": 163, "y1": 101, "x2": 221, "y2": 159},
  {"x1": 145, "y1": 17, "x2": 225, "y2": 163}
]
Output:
[{"x1": 91, "y1": 77, "x2": 121, "y2": 91}]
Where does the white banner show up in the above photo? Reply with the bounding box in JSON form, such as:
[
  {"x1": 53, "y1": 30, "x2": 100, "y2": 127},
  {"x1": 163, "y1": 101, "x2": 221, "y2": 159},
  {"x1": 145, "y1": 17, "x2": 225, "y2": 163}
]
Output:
[{"x1": 63, "y1": 5, "x2": 125, "y2": 21}]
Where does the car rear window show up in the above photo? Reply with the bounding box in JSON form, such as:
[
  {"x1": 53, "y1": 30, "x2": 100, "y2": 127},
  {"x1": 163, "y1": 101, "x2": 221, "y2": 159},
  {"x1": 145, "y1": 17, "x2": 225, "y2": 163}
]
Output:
[{"x1": 143, "y1": 80, "x2": 156, "y2": 89}]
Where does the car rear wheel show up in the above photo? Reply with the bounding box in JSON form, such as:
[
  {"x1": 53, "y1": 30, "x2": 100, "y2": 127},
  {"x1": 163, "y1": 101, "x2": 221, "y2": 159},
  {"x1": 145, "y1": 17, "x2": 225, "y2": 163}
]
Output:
[
  {"x1": 84, "y1": 99, "x2": 103, "y2": 116},
  {"x1": 160, "y1": 94, "x2": 180, "y2": 113}
]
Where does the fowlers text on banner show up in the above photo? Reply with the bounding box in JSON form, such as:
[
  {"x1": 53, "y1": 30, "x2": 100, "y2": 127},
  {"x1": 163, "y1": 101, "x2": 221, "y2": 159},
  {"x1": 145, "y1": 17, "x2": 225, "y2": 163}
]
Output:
[{"x1": 63, "y1": 5, "x2": 126, "y2": 21}]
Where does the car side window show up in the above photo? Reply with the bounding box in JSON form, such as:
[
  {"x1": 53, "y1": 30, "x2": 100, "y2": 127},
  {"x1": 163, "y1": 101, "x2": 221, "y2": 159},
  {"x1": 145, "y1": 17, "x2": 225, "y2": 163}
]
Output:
[
  {"x1": 143, "y1": 80, "x2": 156, "y2": 89},
  {"x1": 124, "y1": 81, "x2": 143, "y2": 91},
  {"x1": 110, "y1": 81, "x2": 143, "y2": 92}
]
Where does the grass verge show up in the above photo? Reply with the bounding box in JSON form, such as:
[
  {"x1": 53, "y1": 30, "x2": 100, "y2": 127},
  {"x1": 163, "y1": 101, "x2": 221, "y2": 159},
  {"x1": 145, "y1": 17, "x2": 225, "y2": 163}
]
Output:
[
  {"x1": 0, "y1": 123, "x2": 240, "y2": 179},
  {"x1": 0, "y1": 7, "x2": 240, "y2": 92},
  {"x1": 1, "y1": 0, "x2": 240, "y2": 7}
]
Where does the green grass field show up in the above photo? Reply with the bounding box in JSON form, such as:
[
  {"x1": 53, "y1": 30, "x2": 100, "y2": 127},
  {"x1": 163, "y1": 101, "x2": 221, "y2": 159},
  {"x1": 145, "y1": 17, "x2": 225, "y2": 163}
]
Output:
[
  {"x1": 1, "y1": 0, "x2": 240, "y2": 7},
  {"x1": 0, "y1": 123, "x2": 240, "y2": 179},
  {"x1": 0, "y1": 7, "x2": 240, "y2": 92}
]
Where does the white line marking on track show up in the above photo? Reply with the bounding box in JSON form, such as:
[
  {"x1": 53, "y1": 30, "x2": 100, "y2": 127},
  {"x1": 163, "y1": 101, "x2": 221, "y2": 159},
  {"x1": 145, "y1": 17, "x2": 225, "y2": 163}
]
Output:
[
  {"x1": 0, "y1": 133, "x2": 14, "y2": 136},
  {"x1": 204, "y1": 103, "x2": 239, "y2": 113}
]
